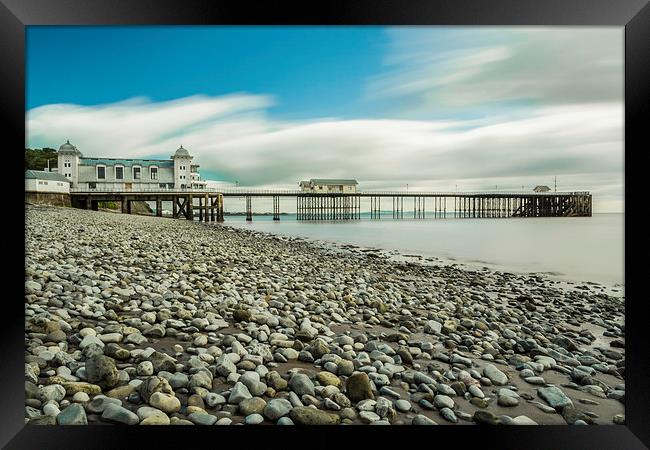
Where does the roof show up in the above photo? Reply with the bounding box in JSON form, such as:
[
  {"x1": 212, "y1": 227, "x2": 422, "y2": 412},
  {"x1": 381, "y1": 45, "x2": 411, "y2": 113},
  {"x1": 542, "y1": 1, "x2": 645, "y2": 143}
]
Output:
[
  {"x1": 310, "y1": 179, "x2": 358, "y2": 185},
  {"x1": 533, "y1": 185, "x2": 551, "y2": 191},
  {"x1": 171, "y1": 145, "x2": 192, "y2": 159},
  {"x1": 25, "y1": 170, "x2": 70, "y2": 183},
  {"x1": 299, "y1": 180, "x2": 310, "y2": 186},
  {"x1": 79, "y1": 158, "x2": 174, "y2": 168},
  {"x1": 58, "y1": 140, "x2": 83, "y2": 156}
]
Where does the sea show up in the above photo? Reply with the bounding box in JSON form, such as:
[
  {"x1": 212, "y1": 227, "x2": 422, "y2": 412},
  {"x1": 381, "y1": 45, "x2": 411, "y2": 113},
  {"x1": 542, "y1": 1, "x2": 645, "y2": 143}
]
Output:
[{"x1": 222, "y1": 212, "x2": 624, "y2": 287}]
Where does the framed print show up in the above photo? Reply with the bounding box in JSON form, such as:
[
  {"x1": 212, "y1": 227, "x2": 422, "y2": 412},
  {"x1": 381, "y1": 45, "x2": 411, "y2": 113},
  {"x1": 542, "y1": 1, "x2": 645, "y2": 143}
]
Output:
[{"x1": 1, "y1": 0, "x2": 647, "y2": 448}]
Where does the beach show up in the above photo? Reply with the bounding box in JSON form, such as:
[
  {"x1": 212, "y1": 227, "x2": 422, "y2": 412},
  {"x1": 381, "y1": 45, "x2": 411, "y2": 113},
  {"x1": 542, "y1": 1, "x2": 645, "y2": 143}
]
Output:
[{"x1": 25, "y1": 205, "x2": 625, "y2": 425}]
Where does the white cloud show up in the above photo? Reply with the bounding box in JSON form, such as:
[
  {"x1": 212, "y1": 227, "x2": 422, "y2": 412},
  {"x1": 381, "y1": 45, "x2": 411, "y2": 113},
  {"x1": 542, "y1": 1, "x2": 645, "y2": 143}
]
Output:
[
  {"x1": 368, "y1": 28, "x2": 623, "y2": 108},
  {"x1": 27, "y1": 94, "x2": 623, "y2": 212}
]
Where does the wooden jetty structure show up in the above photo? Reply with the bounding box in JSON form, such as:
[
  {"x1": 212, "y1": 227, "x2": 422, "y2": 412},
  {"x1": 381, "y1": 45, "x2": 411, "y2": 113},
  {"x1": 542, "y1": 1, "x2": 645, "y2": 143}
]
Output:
[
  {"x1": 70, "y1": 189, "x2": 224, "y2": 222},
  {"x1": 220, "y1": 190, "x2": 592, "y2": 220},
  {"x1": 70, "y1": 188, "x2": 592, "y2": 221}
]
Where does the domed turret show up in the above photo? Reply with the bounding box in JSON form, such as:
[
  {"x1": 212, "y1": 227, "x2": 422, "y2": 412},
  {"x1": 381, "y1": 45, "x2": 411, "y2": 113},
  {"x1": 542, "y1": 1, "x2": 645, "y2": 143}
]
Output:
[
  {"x1": 58, "y1": 139, "x2": 82, "y2": 156},
  {"x1": 172, "y1": 145, "x2": 191, "y2": 159},
  {"x1": 59, "y1": 139, "x2": 75, "y2": 151}
]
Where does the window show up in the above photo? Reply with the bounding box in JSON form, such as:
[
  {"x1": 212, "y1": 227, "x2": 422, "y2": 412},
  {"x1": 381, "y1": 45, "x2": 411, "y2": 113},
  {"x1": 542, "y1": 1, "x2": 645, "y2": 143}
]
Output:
[
  {"x1": 115, "y1": 166, "x2": 124, "y2": 180},
  {"x1": 97, "y1": 166, "x2": 106, "y2": 179},
  {"x1": 150, "y1": 167, "x2": 158, "y2": 180},
  {"x1": 159, "y1": 183, "x2": 166, "y2": 189},
  {"x1": 89, "y1": 182, "x2": 96, "y2": 189},
  {"x1": 133, "y1": 167, "x2": 141, "y2": 180}
]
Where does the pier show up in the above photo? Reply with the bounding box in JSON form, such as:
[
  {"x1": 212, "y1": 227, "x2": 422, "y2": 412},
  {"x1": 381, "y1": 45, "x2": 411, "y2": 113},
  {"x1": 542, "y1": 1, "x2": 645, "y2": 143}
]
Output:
[
  {"x1": 218, "y1": 190, "x2": 592, "y2": 220},
  {"x1": 70, "y1": 190, "x2": 224, "y2": 222},
  {"x1": 69, "y1": 188, "x2": 592, "y2": 221}
]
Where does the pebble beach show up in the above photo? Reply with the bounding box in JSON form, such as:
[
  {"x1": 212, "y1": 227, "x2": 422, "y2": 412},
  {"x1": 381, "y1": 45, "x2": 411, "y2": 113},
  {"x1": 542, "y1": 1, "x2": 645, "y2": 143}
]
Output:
[{"x1": 24, "y1": 204, "x2": 625, "y2": 426}]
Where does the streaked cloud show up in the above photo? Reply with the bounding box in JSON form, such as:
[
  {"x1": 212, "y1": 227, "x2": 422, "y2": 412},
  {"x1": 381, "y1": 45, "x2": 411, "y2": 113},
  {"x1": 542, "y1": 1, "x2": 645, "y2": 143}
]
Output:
[
  {"x1": 27, "y1": 94, "x2": 622, "y2": 211},
  {"x1": 369, "y1": 28, "x2": 623, "y2": 109}
]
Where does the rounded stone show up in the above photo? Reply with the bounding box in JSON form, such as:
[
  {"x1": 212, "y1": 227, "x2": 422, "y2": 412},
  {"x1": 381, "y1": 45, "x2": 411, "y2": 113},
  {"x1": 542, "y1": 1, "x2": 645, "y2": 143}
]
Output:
[{"x1": 149, "y1": 392, "x2": 181, "y2": 414}]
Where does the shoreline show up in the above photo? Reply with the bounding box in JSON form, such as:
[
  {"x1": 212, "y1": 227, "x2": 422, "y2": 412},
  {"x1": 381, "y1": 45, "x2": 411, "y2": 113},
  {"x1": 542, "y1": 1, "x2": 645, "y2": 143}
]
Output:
[
  {"x1": 222, "y1": 222, "x2": 624, "y2": 296},
  {"x1": 25, "y1": 205, "x2": 625, "y2": 426}
]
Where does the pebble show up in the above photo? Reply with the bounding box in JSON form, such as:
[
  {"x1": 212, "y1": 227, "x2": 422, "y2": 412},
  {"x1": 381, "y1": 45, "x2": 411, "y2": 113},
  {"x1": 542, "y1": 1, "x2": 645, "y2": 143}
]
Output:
[
  {"x1": 23, "y1": 206, "x2": 626, "y2": 428},
  {"x1": 56, "y1": 404, "x2": 87, "y2": 425},
  {"x1": 101, "y1": 404, "x2": 140, "y2": 425}
]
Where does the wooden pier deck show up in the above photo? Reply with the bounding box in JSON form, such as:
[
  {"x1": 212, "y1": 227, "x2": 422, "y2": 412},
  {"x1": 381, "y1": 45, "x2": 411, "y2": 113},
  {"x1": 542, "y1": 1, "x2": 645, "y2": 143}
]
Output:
[{"x1": 69, "y1": 188, "x2": 592, "y2": 222}]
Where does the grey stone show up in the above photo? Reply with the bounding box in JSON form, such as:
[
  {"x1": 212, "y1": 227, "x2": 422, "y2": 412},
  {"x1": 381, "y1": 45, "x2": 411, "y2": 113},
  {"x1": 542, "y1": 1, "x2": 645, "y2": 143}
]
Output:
[
  {"x1": 412, "y1": 414, "x2": 437, "y2": 425},
  {"x1": 483, "y1": 364, "x2": 508, "y2": 386},
  {"x1": 264, "y1": 398, "x2": 293, "y2": 421},
  {"x1": 56, "y1": 404, "x2": 87, "y2": 425},
  {"x1": 101, "y1": 404, "x2": 140, "y2": 425},
  {"x1": 538, "y1": 386, "x2": 574, "y2": 411},
  {"x1": 288, "y1": 373, "x2": 315, "y2": 397},
  {"x1": 228, "y1": 382, "x2": 253, "y2": 404},
  {"x1": 188, "y1": 412, "x2": 218, "y2": 425},
  {"x1": 433, "y1": 395, "x2": 454, "y2": 410}
]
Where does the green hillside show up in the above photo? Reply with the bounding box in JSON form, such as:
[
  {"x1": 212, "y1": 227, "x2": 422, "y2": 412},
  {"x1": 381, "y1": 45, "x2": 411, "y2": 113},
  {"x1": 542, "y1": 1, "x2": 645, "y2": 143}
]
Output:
[{"x1": 25, "y1": 148, "x2": 58, "y2": 171}]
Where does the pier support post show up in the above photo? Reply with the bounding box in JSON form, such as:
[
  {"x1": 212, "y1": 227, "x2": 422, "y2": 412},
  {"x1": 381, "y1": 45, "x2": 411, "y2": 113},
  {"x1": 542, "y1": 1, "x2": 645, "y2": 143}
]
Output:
[
  {"x1": 156, "y1": 197, "x2": 162, "y2": 217},
  {"x1": 218, "y1": 195, "x2": 224, "y2": 222},
  {"x1": 187, "y1": 195, "x2": 193, "y2": 220},
  {"x1": 273, "y1": 196, "x2": 280, "y2": 220},
  {"x1": 246, "y1": 196, "x2": 252, "y2": 221}
]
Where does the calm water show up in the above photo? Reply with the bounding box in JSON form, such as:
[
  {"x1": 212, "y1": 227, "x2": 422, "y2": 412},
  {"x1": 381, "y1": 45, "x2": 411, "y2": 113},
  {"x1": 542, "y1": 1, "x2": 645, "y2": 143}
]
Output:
[{"x1": 223, "y1": 213, "x2": 624, "y2": 286}]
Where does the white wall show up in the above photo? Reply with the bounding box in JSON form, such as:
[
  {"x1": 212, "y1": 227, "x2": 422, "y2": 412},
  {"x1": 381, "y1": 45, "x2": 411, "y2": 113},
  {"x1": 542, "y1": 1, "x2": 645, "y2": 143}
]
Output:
[
  {"x1": 25, "y1": 178, "x2": 70, "y2": 193},
  {"x1": 310, "y1": 184, "x2": 357, "y2": 193},
  {"x1": 174, "y1": 156, "x2": 192, "y2": 188},
  {"x1": 58, "y1": 153, "x2": 79, "y2": 186},
  {"x1": 77, "y1": 164, "x2": 175, "y2": 188}
]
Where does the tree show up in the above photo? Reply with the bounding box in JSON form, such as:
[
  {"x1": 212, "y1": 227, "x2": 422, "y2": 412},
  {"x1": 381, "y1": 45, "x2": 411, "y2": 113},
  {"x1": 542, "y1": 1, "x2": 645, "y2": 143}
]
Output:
[{"x1": 25, "y1": 148, "x2": 58, "y2": 171}]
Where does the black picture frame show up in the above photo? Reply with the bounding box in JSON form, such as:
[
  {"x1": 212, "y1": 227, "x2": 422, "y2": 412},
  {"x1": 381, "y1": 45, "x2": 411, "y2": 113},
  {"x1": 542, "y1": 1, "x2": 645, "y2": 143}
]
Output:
[{"x1": 2, "y1": 0, "x2": 647, "y2": 448}]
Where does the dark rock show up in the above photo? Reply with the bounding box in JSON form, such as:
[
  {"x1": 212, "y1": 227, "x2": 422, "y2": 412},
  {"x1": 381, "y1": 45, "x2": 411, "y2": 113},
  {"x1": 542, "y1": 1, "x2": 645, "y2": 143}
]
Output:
[
  {"x1": 289, "y1": 406, "x2": 340, "y2": 425},
  {"x1": 85, "y1": 355, "x2": 118, "y2": 389},
  {"x1": 233, "y1": 309, "x2": 252, "y2": 322},
  {"x1": 473, "y1": 410, "x2": 499, "y2": 425},
  {"x1": 345, "y1": 372, "x2": 374, "y2": 403}
]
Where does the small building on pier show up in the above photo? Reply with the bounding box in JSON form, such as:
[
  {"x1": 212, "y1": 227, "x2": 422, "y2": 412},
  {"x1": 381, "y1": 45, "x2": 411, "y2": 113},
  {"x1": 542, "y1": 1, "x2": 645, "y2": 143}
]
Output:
[
  {"x1": 56, "y1": 140, "x2": 207, "y2": 191},
  {"x1": 25, "y1": 170, "x2": 71, "y2": 193},
  {"x1": 299, "y1": 178, "x2": 358, "y2": 193},
  {"x1": 533, "y1": 185, "x2": 551, "y2": 192}
]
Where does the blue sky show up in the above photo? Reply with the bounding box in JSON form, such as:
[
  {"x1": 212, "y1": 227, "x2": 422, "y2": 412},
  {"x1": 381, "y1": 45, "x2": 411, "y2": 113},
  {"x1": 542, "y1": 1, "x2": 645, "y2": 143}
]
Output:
[
  {"x1": 26, "y1": 26, "x2": 624, "y2": 211},
  {"x1": 27, "y1": 26, "x2": 389, "y2": 119}
]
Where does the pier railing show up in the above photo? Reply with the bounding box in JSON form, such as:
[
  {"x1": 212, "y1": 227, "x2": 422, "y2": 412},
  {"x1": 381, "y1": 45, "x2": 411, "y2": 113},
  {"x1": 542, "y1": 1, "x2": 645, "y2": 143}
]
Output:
[
  {"x1": 70, "y1": 186, "x2": 589, "y2": 196},
  {"x1": 68, "y1": 186, "x2": 591, "y2": 220}
]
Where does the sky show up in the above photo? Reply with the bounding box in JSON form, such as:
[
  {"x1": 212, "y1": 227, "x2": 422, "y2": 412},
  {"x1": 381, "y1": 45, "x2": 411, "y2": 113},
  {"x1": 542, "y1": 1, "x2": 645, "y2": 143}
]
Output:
[{"x1": 26, "y1": 26, "x2": 624, "y2": 212}]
